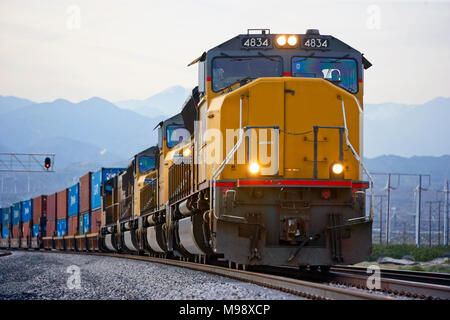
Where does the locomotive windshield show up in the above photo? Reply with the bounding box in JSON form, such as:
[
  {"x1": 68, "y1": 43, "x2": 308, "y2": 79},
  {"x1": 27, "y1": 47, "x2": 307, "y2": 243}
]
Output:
[
  {"x1": 292, "y1": 57, "x2": 358, "y2": 93},
  {"x1": 212, "y1": 56, "x2": 283, "y2": 92},
  {"x1": 138, "y1": 157, "x2": 155, "y2": 174},
  {"x1": 166, "y1": 125, "x2": 190, "y2": 148}
]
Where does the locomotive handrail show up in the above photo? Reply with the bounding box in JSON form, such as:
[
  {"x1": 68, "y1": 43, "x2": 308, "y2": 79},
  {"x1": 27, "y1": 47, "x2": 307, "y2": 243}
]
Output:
[
  {"x1": 341, "y1": 97, "x2": 375, "y2": 219},
  {"x1": 210, "y1": 95, "x2": 245, "y2": 219}
]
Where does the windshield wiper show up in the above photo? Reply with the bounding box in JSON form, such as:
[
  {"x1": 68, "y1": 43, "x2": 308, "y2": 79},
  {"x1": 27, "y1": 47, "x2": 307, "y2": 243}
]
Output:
[
  {"x1": 257, "y1": 51, "x2": 277, "y2": 62},
  {"x1": 325, "y1": 54, "x2": 350, "y2": 63},
  {"x1": 219, "y1": 76, "x2": 255, "y2": 93}
]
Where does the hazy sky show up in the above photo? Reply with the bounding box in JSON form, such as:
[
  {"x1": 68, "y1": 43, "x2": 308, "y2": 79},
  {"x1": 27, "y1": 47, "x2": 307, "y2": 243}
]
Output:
[{"x1": 0, "y1": 0, "x2": 449, "y2": 104}]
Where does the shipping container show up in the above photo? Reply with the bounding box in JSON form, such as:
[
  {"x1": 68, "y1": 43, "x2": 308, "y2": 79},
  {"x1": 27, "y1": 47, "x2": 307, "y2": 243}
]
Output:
[
  {"x1": 56, "y1": 189, "x2": 68, "y2": 220},
  {"x1": 78, "y1": 214, "x2": 84, "y2": 235},
  {"x1": 68, "y1": 183, "x2": 79, "y2": 217},
  {"x1": 46, "y1": 220, "x2": 56, "y2": 237},
  {"x1": 83, "y1": 213, "x2": 90, "y2": 234},
  {"x1": 47, "y1": 193, "x2": 57, "y2": 222},
  {"x1": 1, "y1": 227, "x2": 8, "y2": 238},
  {"x1": 91, "y1": 168, "x2": 126, "y2": 211},
  {"x1": 2, "y1": 206, "x2": 11, "y2": 226},
  {"x1": 68, "y1": 215, "x2": 78, "y2": 236},
  {"x1": 56, "y1": 219, "x2": 67, "y2": 237},
  {"x1": 80, "y1": 172, "x2": 92, "y2": 214},
  {"x1": 32, "y1": 224, "x2": 40, "y2": 237},
  {"x1": 22, "y1": 221, "x2": 31, "y2": 238},
  {"x1": 89, "y1": 207, "x2": 99, "y2": 233},
  {"x1": 78, "y1": 213, "x2": 91, "y2": 235},
  {"x1": 33, "y1": 195, "x2": 47, "y2": 225},
  {"x1": 12, "y1": 202, "x2": 21, "y2": 226},
  {"x1": 43, "y1": 194, "x2": 57, "y2": 249},
  {"x1": 21, "y1": 199, "x2": 33, "y2": 223}
]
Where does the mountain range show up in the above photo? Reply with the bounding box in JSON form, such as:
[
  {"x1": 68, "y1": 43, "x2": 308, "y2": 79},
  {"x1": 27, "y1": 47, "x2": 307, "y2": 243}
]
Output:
[{"x1": 115, "y1": 85, "x2": 191, "y2": 118}]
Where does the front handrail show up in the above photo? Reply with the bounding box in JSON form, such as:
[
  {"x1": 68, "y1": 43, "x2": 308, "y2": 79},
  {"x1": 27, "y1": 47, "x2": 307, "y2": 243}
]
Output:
[{"x1": 342, "y1": 97, "x2": 375, "y2": 219}]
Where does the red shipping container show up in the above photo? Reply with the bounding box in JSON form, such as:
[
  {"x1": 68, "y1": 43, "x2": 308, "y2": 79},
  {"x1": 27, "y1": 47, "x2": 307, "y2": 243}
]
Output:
[
  {"x1": 91, "y1": 209, "x2": 102, "y2": 233},
  {"x1": 46, "y1": 220, "x2": 56, "y2": 237},
  {"x1": 79, "y1": 172, "x2": 92, "y2": 214},
  {"x1": 12, "y1": 225, "x2": 20, "y2": 238},
  {"x1": 33, "y1": 195, "x2": 47, "y2": 225},
  {"x1": 22, "y1": 221, "x2": 31, "y2": 238},
  {"x1": 47, "y1": 193, "x2": 57, "y2": 221},
  {"x1": 68, "y1": 215, "x2": 78, "y2": 236},
  {"x1": 56, "y1": 189, "x2": 68, "y2": 220}
]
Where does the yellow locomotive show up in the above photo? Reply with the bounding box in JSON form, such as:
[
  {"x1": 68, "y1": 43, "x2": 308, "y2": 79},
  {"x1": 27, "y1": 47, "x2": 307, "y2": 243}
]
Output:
[{"x1": 100, "y1": 29, "x2": 374, "y2": 269}]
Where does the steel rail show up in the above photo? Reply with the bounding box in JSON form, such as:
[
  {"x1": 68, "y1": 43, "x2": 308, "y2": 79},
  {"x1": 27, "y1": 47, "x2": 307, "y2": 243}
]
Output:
[
  {"x1": 331, "y1": 265, "x2": 450, "y2": 285},
  {"x1": 328, "y1": 265, "x2": 450, "y2": 299}
]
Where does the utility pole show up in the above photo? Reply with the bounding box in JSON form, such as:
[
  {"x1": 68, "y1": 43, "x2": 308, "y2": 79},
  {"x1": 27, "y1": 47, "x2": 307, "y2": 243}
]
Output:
[
  {"x1": 386, "y1": 174, "x2": 393, "y2": 244},
  {"x1": 437, "y1": 181, "x2": 449, "y2": 246},
  {"x1": 403, "y1": 222, "x2": 407, "y2": 245},
  {"x1": 375, "y1": 195, "x2": 386, "y2": 244},
  {"x1": 444, "y1": 181, "x2": 449, "y2": 246},
  {"x1": 437, "y1": 201, "x2": 443, "y2": 246},
  {"x1": 426, "y1": 201, "x2": 432, "y2": 247},
  {"x1": 415, "y1": 174, "x2": 430, "y2": 247},
  {"x1": 372, "y1": 173, "x2": 400, "y2": 245}
]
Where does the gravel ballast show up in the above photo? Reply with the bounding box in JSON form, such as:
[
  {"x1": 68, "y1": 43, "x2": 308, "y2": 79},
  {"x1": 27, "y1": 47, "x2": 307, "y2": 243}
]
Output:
[{"x1": 0, "y1": 251, "x2": 302, "y2": 300}]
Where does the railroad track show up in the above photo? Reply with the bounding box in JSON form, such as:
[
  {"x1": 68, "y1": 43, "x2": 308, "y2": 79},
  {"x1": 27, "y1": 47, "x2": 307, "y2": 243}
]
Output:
[
  {"x1": 4, "y1": 249, "x2": 450, "y2": 300},
  {"x1": 251, "y1": 264, "x2": 450, "y2": 299},
  {"x1": 328, "y1": 265, "x2": 450, "y2": 299},
  {"x1": 89, "y1": 252, "x2": 392, "y2": 300}
]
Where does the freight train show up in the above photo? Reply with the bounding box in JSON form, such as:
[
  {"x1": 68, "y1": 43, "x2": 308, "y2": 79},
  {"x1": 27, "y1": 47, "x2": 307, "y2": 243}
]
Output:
[{"x1": 0, "y1": 29, "x2": 374, "y2": 270}]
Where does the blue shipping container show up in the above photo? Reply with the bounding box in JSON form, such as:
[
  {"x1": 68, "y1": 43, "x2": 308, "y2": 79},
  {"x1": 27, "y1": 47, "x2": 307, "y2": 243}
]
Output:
[
  {"x1": 83, "y1": 213, "x2": 90, "y2": 234},
  {"x1": 12, "y1": 203, "x2": 21, "y2": 226},
  {"x1": 2, "y1": 207, "x2": 11, "y2": 225},
  {"x1": 21, "y1": 199, "x2": 33, "y2": 223},
  {"x1": 2, "y1": 227, "x2": 8, "y2": 238},
  {"x1": 32, "y1": 224, "x2": 40, "y2": 237},
  {"x1": 91, "y1": 168, "x2": 125, "y2": 210},
  {"x1": 57, "y1": 219, "x2": 67, "y2": 237},
  {"x1": 68, "y1": 183, "x2": 80, "y2": 217}
]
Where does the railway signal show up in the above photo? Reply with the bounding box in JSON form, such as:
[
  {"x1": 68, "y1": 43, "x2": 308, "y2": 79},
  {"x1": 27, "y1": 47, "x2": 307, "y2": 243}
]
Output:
[
  {"x1": 0, "y1": 152, "x2": 55, "y2": 173},
  {"x1": 44, "y1": 157, "x2": 51, "y2": 169}
]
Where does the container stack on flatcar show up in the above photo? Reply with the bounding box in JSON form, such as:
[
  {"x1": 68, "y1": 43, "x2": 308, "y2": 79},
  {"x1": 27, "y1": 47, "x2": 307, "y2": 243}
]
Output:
[
  {"x1": 31, "y1": 195, "x2": 47, "y2": 249},
  {"x1": 55, "y1": 189, "x2": 68, "y2": 250},
  {"x1": 43, "y1": 192, "x2": 57, "y2": 249},
  {"x1": 11, "y1": 202, "x2": 21, "y2": 248},
  {"x1": 77, "y1": 172, "x2": 91, "y2": 251},
  {"x1": 65, "y1": 183, "x2": 79, "y2": 250},
  {"x1": 90, "y1": 168, "x2": 125, "y2": 251},
  {"x1": 1, "y1": 207, "x2": 11, "y2": 248},
  {"x1": 21, "y1": 199, "x2": 33, "y2": 249}
]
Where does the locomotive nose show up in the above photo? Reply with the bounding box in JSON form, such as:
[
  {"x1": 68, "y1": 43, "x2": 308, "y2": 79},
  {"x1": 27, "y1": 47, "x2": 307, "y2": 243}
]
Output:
[{"x1": 243, "y1": 77, "x2": 361, "y2": 181}]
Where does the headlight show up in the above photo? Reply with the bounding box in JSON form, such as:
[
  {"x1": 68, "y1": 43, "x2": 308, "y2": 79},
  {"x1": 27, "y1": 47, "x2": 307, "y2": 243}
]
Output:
[
  {"x1": 276, "y1": 35, "x2": 287, "y2": 46},
  {"x1": 249, "y1": 162, "x2": 260, "y2": 174},
  {"x1": 183, "y1": 148, "x2": 191, "y2": 157},
  {"x1": 331, "y1": 163, "x2": 344, "y2": 175},
  {"x1": 287, "y1": 35, "x2": 297, "y2": 46}
]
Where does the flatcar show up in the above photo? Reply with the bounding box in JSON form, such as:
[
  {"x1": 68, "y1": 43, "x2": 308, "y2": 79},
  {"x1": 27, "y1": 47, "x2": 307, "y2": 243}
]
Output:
[{"x1": 0, "y1": 29, "x2": 374, "y2": 270}]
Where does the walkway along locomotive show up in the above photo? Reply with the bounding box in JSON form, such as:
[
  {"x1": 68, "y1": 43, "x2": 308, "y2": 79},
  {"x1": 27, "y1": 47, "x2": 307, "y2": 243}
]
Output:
[{"x1": 0, "y1": 29, "x2": 374, "y2": 269}]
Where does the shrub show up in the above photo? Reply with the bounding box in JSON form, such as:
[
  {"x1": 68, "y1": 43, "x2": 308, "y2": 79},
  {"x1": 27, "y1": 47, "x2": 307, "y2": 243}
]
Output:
[{"x1": 367, "y1": 244, "x2": 449, "y2": 262}]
